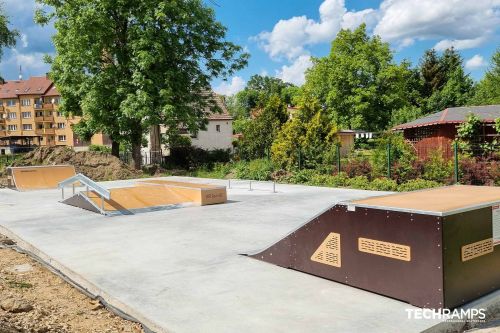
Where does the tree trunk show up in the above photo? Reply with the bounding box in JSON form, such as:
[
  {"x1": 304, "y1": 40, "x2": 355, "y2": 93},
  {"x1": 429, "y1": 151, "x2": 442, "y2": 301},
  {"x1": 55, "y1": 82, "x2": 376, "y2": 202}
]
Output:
[
  {"x1": 149, "y1": 125, "x2": 162, "y2": 164},
  {"x1": 111, "y1": 140, "x2": 120, "y2": 158},
  {"x1": 131, "y1": 131, "x2": 143, "y2": 170}
]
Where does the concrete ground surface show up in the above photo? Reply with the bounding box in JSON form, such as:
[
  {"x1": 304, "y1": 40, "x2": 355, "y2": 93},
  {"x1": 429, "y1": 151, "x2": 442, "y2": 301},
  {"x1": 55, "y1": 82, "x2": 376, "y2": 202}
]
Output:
[{"x1": 0, "y1": 177, "x2": 497, "y2": 333}]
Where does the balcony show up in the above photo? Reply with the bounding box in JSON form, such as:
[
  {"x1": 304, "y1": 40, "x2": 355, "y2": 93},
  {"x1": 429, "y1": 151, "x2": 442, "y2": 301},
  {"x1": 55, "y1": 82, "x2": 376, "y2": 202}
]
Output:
[
  {"x1": 0, "y1": 106, "x2": 4, "y2": 111},
  {"x1": 35, "y1": 128, "x2": 56, "y2": 135},
  {"x1": 34, "y1": 103, "x2": 43, "y2": 110},
  {"x1": 6, "y1": 130, "x2": 22, "y2": 137},
  {"x1": 35, "y1": 115, "x2": 54, "y2": 122},
  {"x1": 43, "y1": 103, "x2": 55, "y2": 110},
  {"x1": 0, "y1": 130, "x2": 5, "y2": 137}
]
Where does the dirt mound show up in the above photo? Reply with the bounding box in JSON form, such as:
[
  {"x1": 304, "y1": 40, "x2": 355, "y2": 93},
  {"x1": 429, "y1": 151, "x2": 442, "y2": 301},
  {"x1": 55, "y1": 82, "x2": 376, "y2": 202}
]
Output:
[{"x1": 10, "y1": 147, "x2": 142, "y2": 181}]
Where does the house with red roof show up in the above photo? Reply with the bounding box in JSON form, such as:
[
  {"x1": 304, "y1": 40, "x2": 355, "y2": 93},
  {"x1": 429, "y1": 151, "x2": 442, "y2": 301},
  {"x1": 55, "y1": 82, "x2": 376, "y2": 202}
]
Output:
[{"x1": 392, "y1": 105, "x2": 500, "y2": 159}]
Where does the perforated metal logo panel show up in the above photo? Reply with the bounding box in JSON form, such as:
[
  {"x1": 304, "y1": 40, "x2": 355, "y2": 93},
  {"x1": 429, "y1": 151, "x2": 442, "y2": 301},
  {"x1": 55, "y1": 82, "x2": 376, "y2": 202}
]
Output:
[
  {"x1": 461, "y1": 238, "x2": 493, "y2": 262},
  {"x1": 358, "y1": 237, "x2": 411, "y2": 261},
  {"x1": 311, "y1": 232, "x2": 341, "y2": 267}
]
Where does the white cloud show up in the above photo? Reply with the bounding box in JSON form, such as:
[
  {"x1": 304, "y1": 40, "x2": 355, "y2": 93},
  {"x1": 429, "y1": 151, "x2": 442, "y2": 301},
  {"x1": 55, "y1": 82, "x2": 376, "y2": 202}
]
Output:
[
  {"x1": 465, "y1": 54, "x2": 488, "y2": 70},
  {"x1": 434, "y1": 37, "x2": 487, "y2": 51},
  {"x1": 20, "y1": 34, "x2": 29, "y2": 48},
  {"x1": 341, "y1": 9, "x2": 378, "y2": 30},
  {"x1": 256, "y1": 0, "x2": 347, "y2": 60},
  {"x1": 276, "y1": 55, "x2": 313, "y2": 86},
  {"x1": 0, "y1": 50, "x2": 51, "y2": 79},
  {"x1": 374, "y1": 0, "x2": 500, "y2": 46},
  {"x1": 213, "y1": 76, "x2": 246, "y2": 96}
]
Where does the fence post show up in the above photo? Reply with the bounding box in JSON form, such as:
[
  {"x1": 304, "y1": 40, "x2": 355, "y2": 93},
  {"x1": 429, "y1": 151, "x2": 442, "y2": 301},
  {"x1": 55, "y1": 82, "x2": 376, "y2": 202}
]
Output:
[
  {"x1": 454, "y1": 141, "x2": 459, "y2": 184},
  {"x1": 387, "y1": 143, "x2": 391, "y2": 179},
  {"x1": 298, "y1": 147, "x2": 302, "y2": 170},
  {"x1": 336, "y1": 144, "x2": 341, "y2": 173}
]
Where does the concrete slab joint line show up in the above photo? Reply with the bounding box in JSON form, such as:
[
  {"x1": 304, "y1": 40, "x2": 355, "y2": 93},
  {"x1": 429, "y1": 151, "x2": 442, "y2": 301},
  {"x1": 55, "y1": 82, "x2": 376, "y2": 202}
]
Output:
[{"x1": 1, "y1": 177, "x2": 499, "y2": 333}]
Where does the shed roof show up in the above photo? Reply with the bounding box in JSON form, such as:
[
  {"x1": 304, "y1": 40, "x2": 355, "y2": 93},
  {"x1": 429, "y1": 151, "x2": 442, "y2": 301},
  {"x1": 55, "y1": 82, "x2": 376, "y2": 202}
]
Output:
[{"x1": 393, "y1": 105, "x2": 500, "y2": 130}]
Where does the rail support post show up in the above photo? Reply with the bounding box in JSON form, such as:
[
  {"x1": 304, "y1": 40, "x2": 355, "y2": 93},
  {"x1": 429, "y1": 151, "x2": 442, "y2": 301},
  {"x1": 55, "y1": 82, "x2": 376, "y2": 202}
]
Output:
[
  {"x1": 387, "y1": 143, "x2": 392, "y2": 179},
  {"x1": 454, "y1": 141, "x2": 459, "y2": 184}
]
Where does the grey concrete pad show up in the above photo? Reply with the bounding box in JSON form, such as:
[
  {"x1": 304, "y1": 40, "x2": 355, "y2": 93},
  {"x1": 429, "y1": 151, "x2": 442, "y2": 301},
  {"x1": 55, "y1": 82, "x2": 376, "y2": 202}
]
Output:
[{"x1": 0, "y1": 177, "x2": 491, "y2": 333}]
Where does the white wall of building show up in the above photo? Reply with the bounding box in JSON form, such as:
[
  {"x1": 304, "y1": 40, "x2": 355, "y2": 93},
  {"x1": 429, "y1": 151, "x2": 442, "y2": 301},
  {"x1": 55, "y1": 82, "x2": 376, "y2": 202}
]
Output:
[{"x1": 190, "y1": 119, "x2": 233, "y2": 151}]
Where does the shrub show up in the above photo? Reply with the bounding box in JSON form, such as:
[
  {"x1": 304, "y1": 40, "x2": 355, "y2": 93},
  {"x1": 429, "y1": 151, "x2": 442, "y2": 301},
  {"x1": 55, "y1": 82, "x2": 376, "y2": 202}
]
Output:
[
  {"x1": 398, "y1": 179, "x2": 441, "y2": 192},
  {"x1": 369, "y1": 178, "x2": 398, "y2": 191},
  {"x1": 167, "y1": 147, "x2": 231, "y2": 169},
  {"x1": 392, "y1": 159, "x2": 424, "y2": 184},
  {"x1": 422, "y1": 150, "x2": 453, "y2": 183},
  {"x1": 459, "y1": 157, "x2": 495, "y2": 186},
  {"x1": 343, "y1": 158, "x2": 372, "y2": 179},
  {"x1": 371, "y1": 132, "x2": 416, "y2": 177},
  {"x1": 286, "y1": 169, "x2": 319, "y2": 184},
  {"x1": 193, "y1": 162, "x2": 232, "y2": 179},
  {"x1": 89, "y1": 144, "x2": 111, "y2": 153},
  {"x1": 234, "y1": 159, "x2": 274, "y2": 181},
  {"x1": 346, "y1": 176, "x2": 371, "y2": 189}
]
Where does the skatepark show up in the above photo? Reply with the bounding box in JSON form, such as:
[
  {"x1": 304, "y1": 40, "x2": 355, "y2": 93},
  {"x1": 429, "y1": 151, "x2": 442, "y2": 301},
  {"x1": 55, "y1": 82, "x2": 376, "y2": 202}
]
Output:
[{"x1": 1, "y1": 169, "x2": 499, "y2": 332}]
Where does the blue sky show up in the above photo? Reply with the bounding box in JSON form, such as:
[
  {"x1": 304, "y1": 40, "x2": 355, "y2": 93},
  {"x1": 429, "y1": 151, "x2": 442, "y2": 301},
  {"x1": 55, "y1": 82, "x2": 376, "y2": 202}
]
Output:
[{"x1": 1, "y1": 0, "x2": 499, "y2": 95}]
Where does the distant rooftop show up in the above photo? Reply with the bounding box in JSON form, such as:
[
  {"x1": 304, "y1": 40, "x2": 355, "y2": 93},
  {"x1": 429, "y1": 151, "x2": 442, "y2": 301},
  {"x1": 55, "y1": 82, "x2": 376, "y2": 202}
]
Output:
[
  {"x1": 0, "y1": 76, "x2": 56, "y2": 99},
  {"x1": 393, "y1": 105, "x2": 500, "y2": 130}
]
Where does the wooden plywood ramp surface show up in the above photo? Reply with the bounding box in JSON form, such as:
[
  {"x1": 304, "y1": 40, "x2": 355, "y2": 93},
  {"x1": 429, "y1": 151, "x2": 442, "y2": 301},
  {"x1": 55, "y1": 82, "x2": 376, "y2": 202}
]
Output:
[
  {"x1": 62, "y1": 178, "x2": 227, "y2": 216},
  {"x1": 8, "y1": 165, "x2": 76, "y2": 191}
]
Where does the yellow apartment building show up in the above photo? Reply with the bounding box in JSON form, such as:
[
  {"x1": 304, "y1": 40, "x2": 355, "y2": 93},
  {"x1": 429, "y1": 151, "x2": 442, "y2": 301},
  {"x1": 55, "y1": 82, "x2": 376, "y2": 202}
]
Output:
[{"x1": 0, "y1": 76, "x2": 109, "y2": 154}]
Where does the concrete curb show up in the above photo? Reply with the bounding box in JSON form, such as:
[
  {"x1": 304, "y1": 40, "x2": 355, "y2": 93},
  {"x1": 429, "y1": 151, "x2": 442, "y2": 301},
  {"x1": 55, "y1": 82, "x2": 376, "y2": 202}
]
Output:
[{"x1": 0, "y1": 225, "x2": 166, "y2": 333}]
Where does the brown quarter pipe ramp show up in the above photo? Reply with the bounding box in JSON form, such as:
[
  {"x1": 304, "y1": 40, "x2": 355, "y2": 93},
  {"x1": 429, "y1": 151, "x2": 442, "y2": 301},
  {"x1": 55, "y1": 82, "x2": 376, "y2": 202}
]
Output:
[
  {"x1": 8, "y1": 165, "x2": 76, "y2": 191},
  {"x1": 250, "y1": 185, "x2": 500, "y2": 309}
]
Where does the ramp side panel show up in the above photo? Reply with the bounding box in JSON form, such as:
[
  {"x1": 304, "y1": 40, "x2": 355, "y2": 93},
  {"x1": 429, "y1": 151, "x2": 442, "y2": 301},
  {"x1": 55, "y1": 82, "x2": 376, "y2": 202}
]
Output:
[
  {"x1": 139, "y1": 180, "x2": 227, "y2": 205},
  {"x1": 10, "y1": 165, "x2": 76, "y2": 191},
  {"x1": 85, "y1": 185, "x2": 194, "y2": 212},
  {"x1": 250, "y1": 205, "x2": 444, "y2": 308},
  {"x1": 62, "y1": 193, "x2": 102, "y2": 214}
]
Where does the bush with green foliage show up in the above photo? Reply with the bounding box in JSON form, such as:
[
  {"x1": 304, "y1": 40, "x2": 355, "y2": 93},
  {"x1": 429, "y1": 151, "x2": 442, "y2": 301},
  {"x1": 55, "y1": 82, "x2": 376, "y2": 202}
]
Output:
[
  {"x1": 234, "y1": 159, "x2": 274, "y2": 181},
  {"x1": 371, "y1": 132, "x2": 415, "y2": 177},
  {"x1": 397, "y1": 179, "x2": 441, "y2": 192},
  {"x1": 167, "y1": 147, "x2": 231, "y2": 169},
  {"x1": 422, "y1": 150, "x2": 453, "y2": 183},
  {"x1": 88, "y1": 144, "x2": 112, "y2": 153}
]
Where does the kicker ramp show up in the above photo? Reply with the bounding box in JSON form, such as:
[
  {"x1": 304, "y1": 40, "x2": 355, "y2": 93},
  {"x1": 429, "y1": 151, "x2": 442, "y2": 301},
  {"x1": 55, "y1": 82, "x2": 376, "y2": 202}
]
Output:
[
  {"x1": 250, "y1": 185, "x2": 500, "y2": 309},
  {"x1": 7, "y1": 165, "x2": 76, "y2": 191},
  {"x1": 59, "y1": 175, "x2": 227, "y2": 216}
]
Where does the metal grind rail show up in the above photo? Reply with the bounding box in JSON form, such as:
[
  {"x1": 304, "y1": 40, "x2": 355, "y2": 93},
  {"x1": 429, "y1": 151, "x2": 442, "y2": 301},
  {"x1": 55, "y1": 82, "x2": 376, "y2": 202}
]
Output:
[
  {"x1": 58, "y1": 173, "x2": 111, "y2": 212},
  {"x1": 227, "y1": 179, "x2": 277, "y2": 193}
]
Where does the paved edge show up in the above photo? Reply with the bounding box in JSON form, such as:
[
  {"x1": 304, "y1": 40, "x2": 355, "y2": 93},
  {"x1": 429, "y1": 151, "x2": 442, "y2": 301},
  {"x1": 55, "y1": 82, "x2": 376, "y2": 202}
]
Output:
[{"x1": 0, "y1": 224, "x2": 168, "y2": 333}]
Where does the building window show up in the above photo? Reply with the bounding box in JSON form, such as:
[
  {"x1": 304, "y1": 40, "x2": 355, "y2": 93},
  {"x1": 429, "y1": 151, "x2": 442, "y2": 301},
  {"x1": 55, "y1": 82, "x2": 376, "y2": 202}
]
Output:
[
  {"x1": 36, "y1": 111, "x2": 43, "y2": 117},
  {"x1": 0, "y1": 101, "x2": 3, "y2": 106},
  {"x1": 21, "y1": 112, "x2": 32, "y2": 119},
  {"x1": 8, "y1": 125, "x2": 17, "y2": 131},
  {"x1": 216, "y1": 124, "x2": 221, "y2": 132},
  {"x1": 57, "y1": 112, "x2": 62, "y2": 117},
  {"x1": 57, "y1": 122, "x2": 65, "y2": 129},
  {"x1": 58, "y1": 135, "x2": 66, "y2": 142},
  {"x1": 21, "y1": 99, "x2": 31, "y2": 106},
  {"x1": 6, "y1": 100, "x2": 16, "y2": 107},
  {"x1": 22, "y1": 124, "x2": 33, "y2": 131},
  {"x1": 7, "y1": 112, "x2": 16, "y2": 119}
]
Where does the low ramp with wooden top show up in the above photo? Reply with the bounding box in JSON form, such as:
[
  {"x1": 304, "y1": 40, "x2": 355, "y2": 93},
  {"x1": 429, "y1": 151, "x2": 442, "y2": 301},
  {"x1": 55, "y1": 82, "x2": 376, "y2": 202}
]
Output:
[
  {"x1": 249, "y1": 185, "x2": 500, "y2": 310},
  {"x1": 59, "y1": 175, "x2": 227, "y2": 216},
  {"x1": 7, "y1": 165, "x2": 76, "y2": 191}
]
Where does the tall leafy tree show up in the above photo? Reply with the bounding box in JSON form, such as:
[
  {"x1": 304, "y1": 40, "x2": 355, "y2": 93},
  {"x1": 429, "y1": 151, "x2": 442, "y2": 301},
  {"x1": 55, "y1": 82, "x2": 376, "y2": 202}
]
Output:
[
  {"x1": 36, "y1": 0, "x2": 248, "y2": 168},
  {"x1": 0, "y1": 8, "x2": 19, "y2": 81},
  {"x1": 470, "y1": 49, "x2": 500, "y2": 105},
  {"x1": 302, "y1": 24, "x2": 417, "y2": 131},
  {"x1": 419, "y1": 49, "x2": 445, "y2": 98}
]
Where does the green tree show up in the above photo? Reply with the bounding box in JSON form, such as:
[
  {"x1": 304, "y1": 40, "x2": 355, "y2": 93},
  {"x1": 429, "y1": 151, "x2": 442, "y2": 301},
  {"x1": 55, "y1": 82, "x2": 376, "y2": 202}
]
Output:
[
  {"x1": 227, "y1": 75, "x2": 296, "y2": 120},
  {"x1": 238, "y1": 95, "x2": 287, "y2": 159},
  {"x1": 302, "y1": 24, "x2": 417, "y2": 131},
  {"x1": 470, "y1": 49, "x2": 500, "y2": 105},
  {"x1": 0, "y1": 8, "x2": 19, "y2": 80},
  {"x1": 419, "y1": 47, "x2": 475, "y2": 113},
  {"x1": 271, "y1": 97, "x2": 338, "y2": 170},
  {"x1": 36, "y1": 0, "x2": 248, "y2": 169}
]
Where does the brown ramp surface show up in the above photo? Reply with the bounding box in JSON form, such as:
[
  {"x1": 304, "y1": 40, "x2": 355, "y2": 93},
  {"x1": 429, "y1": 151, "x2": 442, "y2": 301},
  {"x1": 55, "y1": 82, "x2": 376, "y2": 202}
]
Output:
[
  {"x1": 84, "y1": 185, "x2": 194, "y2": 213},
  {"x1": 8, "y1": 165, "x2": 76, "y2": 191}
]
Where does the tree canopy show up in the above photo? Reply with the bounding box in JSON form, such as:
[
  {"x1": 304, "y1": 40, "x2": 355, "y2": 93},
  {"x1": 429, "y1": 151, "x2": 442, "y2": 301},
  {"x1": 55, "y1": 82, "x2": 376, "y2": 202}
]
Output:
[
  {"x1": 470, "y1": 49, "x2": 500, "y2": 105},
  {"x1": 301, "y1": 24, "x2": 418, "y2": 132},
  {"x1": 36, "y1": 0, "x2": 248, "y2": 168}
]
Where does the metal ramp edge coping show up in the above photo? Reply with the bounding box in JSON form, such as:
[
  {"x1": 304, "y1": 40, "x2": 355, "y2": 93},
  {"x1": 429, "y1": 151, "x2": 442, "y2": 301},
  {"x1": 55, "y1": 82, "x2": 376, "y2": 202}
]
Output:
[{"x1": 59, "y1": 173, "x2": 110, "y2": 215}]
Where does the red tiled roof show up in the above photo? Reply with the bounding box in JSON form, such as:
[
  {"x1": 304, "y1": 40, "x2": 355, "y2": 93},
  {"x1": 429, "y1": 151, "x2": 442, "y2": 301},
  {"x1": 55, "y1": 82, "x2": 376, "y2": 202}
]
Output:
[
  {"x1": 0, "y1": 76, "x2": 56, "y2": 99},
  {"x1": 393, "y1": 105, "x2": 500, "y2": 130},
  {"x1": 44, "y1": 85, "x2": 60, "y2": 97},
  {"x1": 0, "y1": 80, "x2": 24, "y2": 99},
  {"x1": 205, "y1": 93, "x2": 233, "y2": 121}
]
